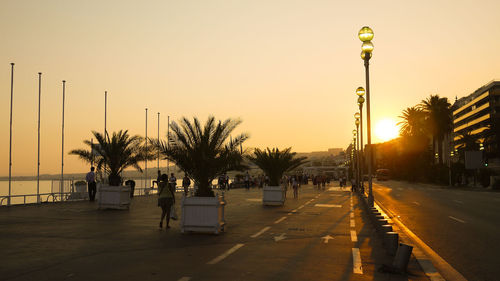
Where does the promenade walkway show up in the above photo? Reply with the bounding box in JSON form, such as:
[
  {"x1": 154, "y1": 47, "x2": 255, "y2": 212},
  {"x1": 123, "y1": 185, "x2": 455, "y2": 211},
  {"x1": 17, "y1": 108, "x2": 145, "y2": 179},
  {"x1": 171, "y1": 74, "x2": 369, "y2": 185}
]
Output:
[{"x1": 0, "y1": 184, "x2": 428, "y2": 281}]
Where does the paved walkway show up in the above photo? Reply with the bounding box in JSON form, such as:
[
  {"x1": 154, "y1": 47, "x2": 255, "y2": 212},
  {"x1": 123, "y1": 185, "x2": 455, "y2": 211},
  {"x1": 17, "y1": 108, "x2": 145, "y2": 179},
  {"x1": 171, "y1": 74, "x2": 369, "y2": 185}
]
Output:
[{"x1": 0, "y1": 184, "x2": 428, "y2": 281}]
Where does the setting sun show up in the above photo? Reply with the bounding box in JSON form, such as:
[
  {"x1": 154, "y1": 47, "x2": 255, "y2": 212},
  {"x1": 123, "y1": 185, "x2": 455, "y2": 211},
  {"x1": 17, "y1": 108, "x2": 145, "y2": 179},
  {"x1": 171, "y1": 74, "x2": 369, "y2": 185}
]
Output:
[{"x1": 375, "y1": 119, "x2": 399, "y2": 142}]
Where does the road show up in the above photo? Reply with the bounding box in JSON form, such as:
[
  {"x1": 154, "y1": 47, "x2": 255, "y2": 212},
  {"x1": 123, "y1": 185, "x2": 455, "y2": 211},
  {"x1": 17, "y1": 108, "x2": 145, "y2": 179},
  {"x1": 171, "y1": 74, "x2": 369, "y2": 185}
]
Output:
[
  {"x1": 372, "y1": 180, "x2": 500, "y2": 281},
  {"x1": 0, "y1": 184, "x2": 427, "y2": 281}
]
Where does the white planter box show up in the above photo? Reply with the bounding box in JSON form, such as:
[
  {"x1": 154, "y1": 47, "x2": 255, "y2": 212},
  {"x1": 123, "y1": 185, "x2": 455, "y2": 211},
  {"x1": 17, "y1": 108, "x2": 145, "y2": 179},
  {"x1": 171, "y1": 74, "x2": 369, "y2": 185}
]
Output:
[
  {"x1": 97, "y1": 185, "x2": 131, "y2": 210},
  {"x1": 263, "y1": 186, "x2": 285, "y2": 206},
  {"x1": 181, "y1": 195, "x2": 226, "y2": 234}
]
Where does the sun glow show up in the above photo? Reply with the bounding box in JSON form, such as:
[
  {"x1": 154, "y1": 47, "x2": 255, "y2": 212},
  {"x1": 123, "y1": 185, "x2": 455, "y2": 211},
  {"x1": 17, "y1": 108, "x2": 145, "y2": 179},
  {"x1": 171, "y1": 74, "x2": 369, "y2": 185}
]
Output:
[{"x1": 375, "y1": 119, "x2": 399, "y2": 142}]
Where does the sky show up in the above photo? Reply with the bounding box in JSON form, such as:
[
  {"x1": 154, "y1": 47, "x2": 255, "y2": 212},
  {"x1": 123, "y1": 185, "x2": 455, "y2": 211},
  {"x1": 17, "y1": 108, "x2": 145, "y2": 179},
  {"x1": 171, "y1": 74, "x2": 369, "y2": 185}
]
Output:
[{"x1": 1, "y1": 0, "x2": 499, "y2": 176}]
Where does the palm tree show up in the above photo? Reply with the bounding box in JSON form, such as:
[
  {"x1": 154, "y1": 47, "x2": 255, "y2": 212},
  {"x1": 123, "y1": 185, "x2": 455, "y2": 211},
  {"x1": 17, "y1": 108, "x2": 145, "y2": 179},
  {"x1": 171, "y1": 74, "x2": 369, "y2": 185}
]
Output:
[
  {"x1": 153, "y1": 116, "x2": 249, "y2": 197},
  {"x1": 70, "y1": 130, "x2": 153, "y2": 186},
  {"x1": 247, "y1": 147, "x2": 308, "y2": 186},
  {"x1": 398, "y1": 107, "x2": 426, "y2": 137},
  {"x1": 420, "y1": 95, "x2": 452, "y2": 164}
]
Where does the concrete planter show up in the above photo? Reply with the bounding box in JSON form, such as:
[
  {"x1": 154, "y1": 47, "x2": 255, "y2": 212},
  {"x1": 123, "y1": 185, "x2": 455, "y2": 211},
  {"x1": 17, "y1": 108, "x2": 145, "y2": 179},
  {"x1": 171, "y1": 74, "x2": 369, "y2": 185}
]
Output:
[
  {"x1": 97, "y1": 185, "x2": 131, "y2": 210},
  {"x1": 263, "y1": 186, "x2": 285, "y2": 206},
  {"x1": 181, "y1": 194, "x2": 226, "y2": 234}
]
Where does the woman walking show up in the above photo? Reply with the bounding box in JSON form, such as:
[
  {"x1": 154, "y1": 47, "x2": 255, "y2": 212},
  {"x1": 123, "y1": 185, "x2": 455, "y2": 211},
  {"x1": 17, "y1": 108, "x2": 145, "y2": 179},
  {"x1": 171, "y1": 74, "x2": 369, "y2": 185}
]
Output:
[{"x1": 158, "y1": 174, "x2": 175, "y2": 229}]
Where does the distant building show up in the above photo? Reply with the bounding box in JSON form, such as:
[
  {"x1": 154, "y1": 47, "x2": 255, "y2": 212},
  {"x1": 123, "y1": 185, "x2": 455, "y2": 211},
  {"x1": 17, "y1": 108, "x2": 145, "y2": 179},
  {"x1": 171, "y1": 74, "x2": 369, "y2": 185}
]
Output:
[{"x1": 452, "y1": 80, "x2": 500, "y2": 166}]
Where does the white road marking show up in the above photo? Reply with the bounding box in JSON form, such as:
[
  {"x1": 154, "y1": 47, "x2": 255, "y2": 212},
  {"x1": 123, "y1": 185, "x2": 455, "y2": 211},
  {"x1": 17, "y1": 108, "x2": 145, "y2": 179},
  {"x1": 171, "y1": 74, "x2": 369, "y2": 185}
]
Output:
[
  {"x1": 177, "y1": 277, "x2": 191, "y2": 281},
  {"x1": 297, "y1": 205, "x2": 305, "y2": 210},
  {"x1": 274, "y1": 233, "x2": 287, "y2": 242},
  {"x1": 352, "y1": 248, "x2": 363, "y2": 274},
  {"x1": 322, "y1": 235, "x2": 334, "y2": 244},
  {"x1": 350, "y1": 230, "x2": 358, "y2": 242},
  {"x1": 453, "y1": 200, "x2": 463, "y2": 204},
  {"x1": 287, "y1": 212, "x2": 293, "y2": 215},
  {"x1": 449, "y1": 216, "x2": 466, "y2": 224},
  {"x1": 207, "y1": 243, "x2": 245, "y2": 265},
  {"x1": 274, "y1": 216, "x2": 287, "y2": 224},
  {"x1": 251, "y1": 226, "x2": 271, "y2": 238},
  {"x1": 397, "y1": 187, "x2": 404, "y2": 191},
  {"x1": 350, "y1": 219, "x2": 355, "y2": 228},
  {"x1": 246, "y1": 199, "x2": 261, "y2": 202},
  {"x1": 350, "y1": 213, "x2": 354, "y2": 219},
  {"x1": 413, "y1": 201, "x2": 421, "y2": 206},
  {"x1": 315, "y1": 204, "x2": 342, "y2": 208}
]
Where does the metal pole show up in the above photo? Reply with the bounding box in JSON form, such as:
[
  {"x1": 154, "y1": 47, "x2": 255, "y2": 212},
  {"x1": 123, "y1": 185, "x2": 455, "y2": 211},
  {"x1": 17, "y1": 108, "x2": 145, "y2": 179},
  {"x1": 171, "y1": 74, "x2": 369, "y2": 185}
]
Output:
[
  {"x1": 145, "y1": 108, "x2": 148, "y2": 188},
  {"x1": 356, "y1": 124, "x2": 360, "y2": 191},
  {"x1": 91, "y1": 138, "x2": 94, "y2": 167},
  {"x1": 157, "y1": 112, "x2": 160, "y2": 171},
  {"x1": 364, "y1": 53, "x2": 374, "y2": 206},
  {"x1": 104, "y1": 91, "x2": 107, "y2": 137},
  {"x1": 359, "y1": 104, "x2": 364, "y2": 193},
  {"x1": 167, "y1": 115, "x2": 170, "y2": 173},
  {"x1": 8, "y1": 63, "x2": 14, "y2": 206},
  {"x1": 37, "y1": 72, "x2": 42, "y2": 203},
  {"x1": 61, "y1": 80, "x2": 66, "y2": 200}
]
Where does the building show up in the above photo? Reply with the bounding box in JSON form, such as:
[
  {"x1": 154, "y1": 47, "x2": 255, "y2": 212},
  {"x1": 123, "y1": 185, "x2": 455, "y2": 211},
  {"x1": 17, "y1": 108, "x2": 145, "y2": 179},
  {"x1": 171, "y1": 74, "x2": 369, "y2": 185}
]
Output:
[{"x1": 452, "y1": 80, "x2": 500, "y2": 166}]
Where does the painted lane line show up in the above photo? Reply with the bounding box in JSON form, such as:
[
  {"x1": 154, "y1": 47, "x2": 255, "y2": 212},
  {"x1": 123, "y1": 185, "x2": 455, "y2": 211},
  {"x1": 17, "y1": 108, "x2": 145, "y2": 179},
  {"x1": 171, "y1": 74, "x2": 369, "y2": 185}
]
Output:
[
  {"x1": 177, "y1": 277, "x2": 191, "y2": 281},
  {"x1": 246, "y1": 198, "x2": 261, "y2": 202},
  {"x1": 274, "y1": 216, "x2": 287, "y2": 224},
  {"x1": 413, "y1": 201, "x2": 421, "y2": 206},
  {"x1": 251, "y1": 226, "x2": 271, "y2": 238},
  {"x1": 449, "y1": 216, "x2": 466, "y2": 224},
  {"x1": 350, "y1": 213, "x2": 354, "y2": 219},
  {"x1": 350, "y1": 219, "x2": 355, "y2": 228},
  {"x1": 297, "y1": 205, "x2": 305, "y2": 210},
  {"x1": 315, "y1": 204, "x2": 342, "y2": 208},
  {"x1": 350, "y1": 230, "x2": 358, "y2": 242},
  {"x1": 287, "y1": 212, "x2": 293, "y2": 215},
  {"x1": 453, "y1": 200, "x2": 463, "y2": 204},
  {"x1": 207, "y1": 243, "x2": 245, "y2": 265},
  {"x1": 352, "y1": 248, "x2": 363, "y2": 274}
]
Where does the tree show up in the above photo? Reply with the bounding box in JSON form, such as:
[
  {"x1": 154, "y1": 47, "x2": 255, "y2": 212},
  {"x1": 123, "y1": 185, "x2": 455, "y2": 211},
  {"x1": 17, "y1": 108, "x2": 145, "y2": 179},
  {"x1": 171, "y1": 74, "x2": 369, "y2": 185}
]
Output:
[
  {"x1": 153, "y1": 116, "x2": 248, "y2": 197},
  {"x1": 420, "y1": 95, "x2": 452, "y2": 164},
  {"x1": 70, "y1": 130, "x2": 153, "y2": 186},
  {"x1": 398, "y1": 107, "x2": 426, "y2": 138},
  {"x1": 247, "y1": 147, "x2": 308, "y2": 186}
]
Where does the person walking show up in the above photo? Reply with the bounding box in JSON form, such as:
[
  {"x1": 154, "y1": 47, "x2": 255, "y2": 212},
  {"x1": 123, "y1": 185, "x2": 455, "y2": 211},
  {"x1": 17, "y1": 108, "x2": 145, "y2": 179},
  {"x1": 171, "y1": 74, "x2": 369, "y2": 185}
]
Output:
[
  {"x1": 292, "y1": 176, "x2": 299, "y2": 199},
  {"x1": 158, "y1": 174, "x2": 175, "y2": 229},
  {"x1": 86, "y1": 167, "x2": 97, "y2": 201},
  {"x1": 244, "y1": 171, "x2": 250, "y2": 190},
  {"x1": 182, "y1": 174, "x2": 191, "y2": 196},
  {"x1": 169, "y1": 173, "x2": 177, "y2": 192}
]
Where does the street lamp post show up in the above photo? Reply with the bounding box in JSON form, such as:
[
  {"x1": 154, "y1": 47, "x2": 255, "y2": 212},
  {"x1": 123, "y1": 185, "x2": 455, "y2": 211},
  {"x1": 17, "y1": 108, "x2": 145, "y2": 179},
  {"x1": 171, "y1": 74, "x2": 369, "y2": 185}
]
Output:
[
  {"x1": 357, "y1": 87, "x2": 366, "y2": 193},
  {"x1": 359, "y1": 26, "x2": 374, "y2": 206},
  {"x1": 353, "y1": 129, "x2": 359, "y2": 189}
]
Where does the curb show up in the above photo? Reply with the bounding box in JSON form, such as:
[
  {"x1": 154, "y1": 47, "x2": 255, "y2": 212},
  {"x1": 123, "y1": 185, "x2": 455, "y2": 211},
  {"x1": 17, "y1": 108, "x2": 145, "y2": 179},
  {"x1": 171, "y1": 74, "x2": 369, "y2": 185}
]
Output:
[{"x1": 355, "y1": 191, "x2": 467, "y2": 281}]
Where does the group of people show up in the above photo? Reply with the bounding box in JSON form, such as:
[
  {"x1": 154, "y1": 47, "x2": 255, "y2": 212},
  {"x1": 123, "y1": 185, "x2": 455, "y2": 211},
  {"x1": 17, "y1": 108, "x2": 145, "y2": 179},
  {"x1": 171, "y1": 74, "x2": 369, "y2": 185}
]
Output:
[{"x1": 281, "y1": 175, "x2": 300, "y2": 199}]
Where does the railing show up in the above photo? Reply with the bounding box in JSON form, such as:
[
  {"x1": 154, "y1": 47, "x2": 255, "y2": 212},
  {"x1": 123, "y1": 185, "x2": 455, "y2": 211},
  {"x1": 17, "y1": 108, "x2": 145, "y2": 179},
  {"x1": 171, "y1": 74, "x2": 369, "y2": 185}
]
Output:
[{"x1": 0, "y1": 184, "x2": 223, "y2": 207}]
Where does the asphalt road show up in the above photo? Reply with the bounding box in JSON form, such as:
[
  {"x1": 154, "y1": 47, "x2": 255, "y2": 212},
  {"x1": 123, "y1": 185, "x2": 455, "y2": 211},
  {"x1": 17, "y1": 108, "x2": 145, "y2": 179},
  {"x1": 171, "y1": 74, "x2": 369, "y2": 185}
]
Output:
[
  {"x1": 0, "y1": 184, "x2": 427, "y2": 281},
  {"x1": 372, "y1": 180, "x2": 500, "y2": 281}
]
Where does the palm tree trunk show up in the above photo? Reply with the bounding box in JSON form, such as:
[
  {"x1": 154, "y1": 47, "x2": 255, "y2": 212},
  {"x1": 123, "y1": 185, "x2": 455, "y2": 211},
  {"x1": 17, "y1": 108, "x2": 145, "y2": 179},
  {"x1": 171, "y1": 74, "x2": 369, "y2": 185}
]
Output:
[{"x1": 438, "y1": 135, "x2": 444, "y2": 165}]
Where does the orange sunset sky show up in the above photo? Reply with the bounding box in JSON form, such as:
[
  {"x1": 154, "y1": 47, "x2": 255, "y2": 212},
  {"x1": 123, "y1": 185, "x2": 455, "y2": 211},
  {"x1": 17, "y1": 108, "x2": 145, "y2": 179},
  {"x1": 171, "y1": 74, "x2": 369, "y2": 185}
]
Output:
[{"x1": 1, "y1": 0, "x2": 500, "y2": 176}]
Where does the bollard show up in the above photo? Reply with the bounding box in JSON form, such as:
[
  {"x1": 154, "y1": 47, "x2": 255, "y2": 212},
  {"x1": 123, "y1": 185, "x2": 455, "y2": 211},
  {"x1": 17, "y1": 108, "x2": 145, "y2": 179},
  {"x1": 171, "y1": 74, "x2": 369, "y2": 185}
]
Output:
[
  {"x1": 392, "y1": 243, "x2": 413, "y2": 272},
  {"x1": 377, "y1": 219, "x2": 388, "y2": 232},
  {"x1": 384, "y1": 232, "x2": 399, "y2": 256},
  {"x1": 381, "y1": 224, "x2": 392, "y2": 234}
]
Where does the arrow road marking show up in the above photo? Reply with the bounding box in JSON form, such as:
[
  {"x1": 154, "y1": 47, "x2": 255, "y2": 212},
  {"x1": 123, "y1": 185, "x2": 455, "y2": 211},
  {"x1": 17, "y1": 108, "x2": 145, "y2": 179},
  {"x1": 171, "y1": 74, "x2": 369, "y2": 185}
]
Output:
[
  {"x1": 322, "y1": 235, "x2": 334, "y2": 244},
  {"x1": 274, "y1": 233, "x2": 287, "y2": 242}
]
